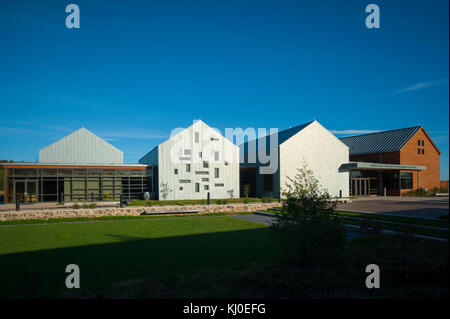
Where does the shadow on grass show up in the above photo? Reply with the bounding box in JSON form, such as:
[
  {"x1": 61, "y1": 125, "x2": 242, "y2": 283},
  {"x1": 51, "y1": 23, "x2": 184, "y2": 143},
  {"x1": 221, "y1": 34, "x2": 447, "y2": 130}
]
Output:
[{"x1": 0, "y1": 227, "x2": 283, "y2": 298}]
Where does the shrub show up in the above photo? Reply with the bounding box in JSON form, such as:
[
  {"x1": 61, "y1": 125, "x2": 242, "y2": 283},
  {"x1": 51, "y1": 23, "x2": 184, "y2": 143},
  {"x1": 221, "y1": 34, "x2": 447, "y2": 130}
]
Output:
[
  {"x1": 72, "y1": 203, "x2": 80, "y2": 209},
  {"x1": 243, "y1": 185, "x2": 251, "y2": 199},
  {"x1": 243, "y1": 198, "x2": 250, "y2": 204},
  {"x1": 57, "y1": 202, "x2": 65, "y2": 206},
  {"x1": 89, "y1": 203, "x2": 97, "y2": 209},
  {"x1": 272, "y1": 164, "x2": 345, "y2": 268}
]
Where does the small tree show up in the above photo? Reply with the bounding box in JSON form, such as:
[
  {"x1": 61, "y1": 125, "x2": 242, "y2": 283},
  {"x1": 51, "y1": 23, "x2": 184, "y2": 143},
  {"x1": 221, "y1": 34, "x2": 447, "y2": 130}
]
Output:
[
  {"x1": 272, "y1": 164, "x2": 345, "y2": 268},
  {"x1": 243, "y1": 184, "x2": 250, "y2": 198},
  {"x1": 160, "y1": 182, "x2": 172, "y2": 200}
]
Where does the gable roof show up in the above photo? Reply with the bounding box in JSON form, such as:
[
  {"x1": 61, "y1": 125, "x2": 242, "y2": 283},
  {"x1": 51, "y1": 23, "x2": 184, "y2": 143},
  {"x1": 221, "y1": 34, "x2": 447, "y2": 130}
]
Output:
[
  {"x1": 39, "y1": 127, "x2": 123, "y2": 164},
  {"x1": 240, "y1": 120, "x2": 314, "y2": 154},
  {"x1": 339, "y1": 126, "x2": 421, "y2": 155}
]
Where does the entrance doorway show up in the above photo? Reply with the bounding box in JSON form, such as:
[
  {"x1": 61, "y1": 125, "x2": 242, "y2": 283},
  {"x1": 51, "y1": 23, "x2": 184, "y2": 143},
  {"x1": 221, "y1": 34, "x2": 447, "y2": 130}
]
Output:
[
  {"x1": 13, "y1": 180, "x2": 38, "y2": 203},
  {"x1": 351, "y1": 178, "x2": 371, "y2": 196}
]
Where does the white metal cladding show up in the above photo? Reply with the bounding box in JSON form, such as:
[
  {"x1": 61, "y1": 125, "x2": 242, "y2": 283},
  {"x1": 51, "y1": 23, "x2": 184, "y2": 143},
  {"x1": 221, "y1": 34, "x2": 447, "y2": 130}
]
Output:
[
  {"x1": 39, "y1": 127, "x2": 123, "y2": 164},
  {"x1": 141, "y1": 120, "x2": 240, "y2": 200},
  {"x1": 279, "y1": 120, "x2": 349, "y2": 197}
]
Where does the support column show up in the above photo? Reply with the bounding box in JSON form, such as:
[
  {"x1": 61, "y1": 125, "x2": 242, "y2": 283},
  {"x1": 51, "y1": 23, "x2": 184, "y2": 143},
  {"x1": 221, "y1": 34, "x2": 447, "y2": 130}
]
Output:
[{"x1": 378, "y1": 171, "x2": 383, "y2": 196}]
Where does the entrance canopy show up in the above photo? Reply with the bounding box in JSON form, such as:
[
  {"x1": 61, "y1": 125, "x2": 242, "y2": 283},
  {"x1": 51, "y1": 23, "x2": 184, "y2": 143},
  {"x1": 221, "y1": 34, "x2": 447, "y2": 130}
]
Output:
[
  {"x1": 341, "y1": 162, "x2": 426, "y2": 171},
  {"x1": 341, "y1": 162, "x2": 426, "y2": 196}
]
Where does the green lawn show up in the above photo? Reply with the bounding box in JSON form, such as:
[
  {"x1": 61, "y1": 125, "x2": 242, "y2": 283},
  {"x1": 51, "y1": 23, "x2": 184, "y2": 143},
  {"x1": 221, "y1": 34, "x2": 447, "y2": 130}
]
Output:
[{"x1": 0, "y1": 216, "x2": 282, "y2": 298}]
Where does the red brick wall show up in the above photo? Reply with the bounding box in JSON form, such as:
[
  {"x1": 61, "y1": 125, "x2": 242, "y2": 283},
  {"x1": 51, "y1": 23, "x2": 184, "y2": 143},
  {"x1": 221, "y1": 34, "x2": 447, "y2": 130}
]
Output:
[{"x1": 400, "y1": 128, "x2": 440, "y2": 191}]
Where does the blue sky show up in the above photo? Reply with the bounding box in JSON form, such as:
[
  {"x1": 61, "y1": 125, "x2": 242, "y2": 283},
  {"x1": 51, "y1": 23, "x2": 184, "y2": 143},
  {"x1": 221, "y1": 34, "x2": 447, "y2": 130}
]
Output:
[{"x1": 0, "y1": 0, "x2": 448, "y2": 178}]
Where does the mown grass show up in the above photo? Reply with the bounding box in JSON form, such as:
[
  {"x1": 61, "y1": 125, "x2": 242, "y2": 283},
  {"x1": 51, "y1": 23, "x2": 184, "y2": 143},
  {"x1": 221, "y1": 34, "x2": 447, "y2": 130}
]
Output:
[
  {"x1": 0, "y1": 216, "x2": 283, "y2": 298},
  {"x1": 0, "y1": 212, "x2": 253, "y2": 226},
  {"x1": 67, "y1": 234, "x2": 449, "y2": 299}
]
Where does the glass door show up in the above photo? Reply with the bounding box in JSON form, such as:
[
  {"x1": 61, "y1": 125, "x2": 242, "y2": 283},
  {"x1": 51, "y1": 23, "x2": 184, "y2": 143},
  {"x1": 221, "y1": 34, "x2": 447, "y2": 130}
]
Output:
[{"x1": 14, "y1": 180, "x2": 38, "y2": 203}]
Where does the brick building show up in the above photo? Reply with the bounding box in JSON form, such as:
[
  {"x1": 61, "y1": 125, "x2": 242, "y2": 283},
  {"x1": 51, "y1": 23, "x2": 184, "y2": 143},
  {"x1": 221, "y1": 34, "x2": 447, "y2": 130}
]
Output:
[{"x1": 340, "y1": 126, "x2": 441, "y2": 196}]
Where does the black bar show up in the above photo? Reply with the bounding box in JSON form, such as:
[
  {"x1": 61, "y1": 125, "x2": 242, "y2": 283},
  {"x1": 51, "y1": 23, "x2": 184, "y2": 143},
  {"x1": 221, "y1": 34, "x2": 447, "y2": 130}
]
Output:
[
  {"x1": 15, "y1": 196, "x2": 20, "y2": 211},
  {"x1": 207, "y1": 192, "x2": 210, "y2": 205}
]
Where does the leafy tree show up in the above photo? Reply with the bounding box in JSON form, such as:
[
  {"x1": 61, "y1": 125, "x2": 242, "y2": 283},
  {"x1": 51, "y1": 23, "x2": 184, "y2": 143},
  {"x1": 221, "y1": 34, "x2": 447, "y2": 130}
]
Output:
[
  {"x1": 160, "y1": 182, "x2": 172, "y2": 200},
  {"x1": 272, "y1": 164, "x2": 345, "y2": 268},
  {"x1": 243, "y1": 184, "x2": 250, "y2": 198}
]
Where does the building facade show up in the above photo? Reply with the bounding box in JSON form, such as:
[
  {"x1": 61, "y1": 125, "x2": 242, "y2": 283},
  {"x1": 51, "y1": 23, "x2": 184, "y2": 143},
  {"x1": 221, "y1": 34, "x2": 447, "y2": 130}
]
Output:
[
  {"x1": 240, "y1": 120, "x2": 350, "y2": 199},
  {"x1": 340, "y1": 126, "x2": 441, "y2": 196},
  {"x1": 139, "y1": 120, "x2": 240, "y2": 200},
  {"x1": 2, "y1": 128, "x2": 150, "y2": 203}
]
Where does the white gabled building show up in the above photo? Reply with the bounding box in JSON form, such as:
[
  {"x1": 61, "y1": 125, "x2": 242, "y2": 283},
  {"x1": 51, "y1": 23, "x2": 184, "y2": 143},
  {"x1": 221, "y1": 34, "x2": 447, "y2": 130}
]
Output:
[
  {"x1": 139, "y1": 120, "x2": 240, "y2": 200},
  {"x1": 39, "y1": 127, "x2": 123, "y2": 164},
  {"x1": 240, "y1": 120, "x2": 349, "y2": 198}
]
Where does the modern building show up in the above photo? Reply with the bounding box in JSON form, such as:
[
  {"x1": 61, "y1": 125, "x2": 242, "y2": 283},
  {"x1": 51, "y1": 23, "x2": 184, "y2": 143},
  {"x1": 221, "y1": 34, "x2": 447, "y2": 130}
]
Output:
[
  {"x1": 139, "y1": 120, "x2": 240, "y2": 200},
  {"x1": 240, "y1": 120, "x2": 349, "y2": 199},
  {"x1": 2, "y1": 128, "x2": 150, "y2": 203},
  {"x1": 340, "y1": 126, "x2": 441, "y2": 196}
]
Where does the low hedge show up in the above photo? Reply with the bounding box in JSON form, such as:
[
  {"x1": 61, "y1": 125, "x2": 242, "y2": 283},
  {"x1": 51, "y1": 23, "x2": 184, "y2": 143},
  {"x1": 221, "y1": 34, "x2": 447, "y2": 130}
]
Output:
[{"x1": 128, "y1": 197, "x2": 278, "y2": 207}]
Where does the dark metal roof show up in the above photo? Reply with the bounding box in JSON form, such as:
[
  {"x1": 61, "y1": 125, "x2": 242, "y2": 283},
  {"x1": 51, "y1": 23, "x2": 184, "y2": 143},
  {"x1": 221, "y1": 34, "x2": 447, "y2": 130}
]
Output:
[
  {"x1": 340, "y1": 126, "x2": 421, "y2": 155},
  {"x1": 240, "y1": 120, "x2": 314, "y2": 154}
]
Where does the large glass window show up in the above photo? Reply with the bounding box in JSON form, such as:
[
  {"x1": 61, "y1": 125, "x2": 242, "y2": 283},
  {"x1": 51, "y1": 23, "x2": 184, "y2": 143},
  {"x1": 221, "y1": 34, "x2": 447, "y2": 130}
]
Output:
[
  {"x1": 263, "y1": 174, "x2": 273, "y2": 192},
  {"x1": 400, "y1": 172, "x2": 413, "y2": 189}
]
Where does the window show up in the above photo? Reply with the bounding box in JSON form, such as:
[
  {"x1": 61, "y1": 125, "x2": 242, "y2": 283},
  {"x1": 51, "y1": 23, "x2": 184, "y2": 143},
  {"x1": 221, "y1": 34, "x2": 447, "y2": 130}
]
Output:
[
  {"x1": 422, "y1": 149, "x2": 424, "y2": 155},
  {"x1": 179, "y1": 179, "x2": 191, "y2": 183},
  {"x1": 214, "y1": 168, "x2": 219, "y2": 178},
  {"x1": 263, "y1": 174, "x2": 273, "y2": 192},
  {"x1": 214, "y1": 151, "x2": 219, "y2": 161},
  {"x1": 202, "y1": 178, "x2": 209, "y2": 182},
  {"x1": 186, "y1": 164, "x2": 191, "y2": 173},
  {"x1": 203, "y1": 161, "x2": 209, "y2": 168},
  {"x1": 210, "y1": 137, "x2": 219, "y2": 141},
  {"x1": 174, "y1": 168, "x2": 178, "y2": 175},
  {"x1": 195, "y1": 183, "x2": 200, "y2": 192},
  {"x1": 204, "y1": 185, "x2": 209, "y2": 190},
  {"x1": 179, "y1": 187, "x2": 183, "y2": 191},
  {"x1": 418, "y1": 140, "x2": 421, "y2": 146},
  {"x1": 400, "y1": 172, "x2": 413, "y2": 189},
  {"x1": 199, "y1": 152, "x2": 202, "y2": 158},
  {"x1": 418, "y1": 148, "x2": 421, "y2": 154},
  {"x1": 214, "y1": 183, "x2": 224, "y2": 187},
  {"x1": 224, "y1": 161, "x2": 229, "y2": 166},
  {"x1": 195, "y1": 132, "x2": 199, "y2": 143},
  {"x1": 195, "y1": 171, "x2": 209, "y2": 175},
  {"x1": 421, "y1": 140, "x2": 424, "y2": 146},
  {"x1": 184, "y1": 149, "x2": 191, "y2": 155}
]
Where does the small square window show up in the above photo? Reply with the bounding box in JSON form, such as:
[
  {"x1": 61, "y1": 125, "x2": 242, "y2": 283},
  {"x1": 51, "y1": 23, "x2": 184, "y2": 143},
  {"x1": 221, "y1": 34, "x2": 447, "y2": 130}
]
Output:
[
  {"x1": 224, "y1": 161, "x2": 229, "y2": 166},
  {"x1": 203, "y1": 161, "x2": 209, "y2": 168},
  {"x1": 174, "y1": 168, "x2": 178, "y2": 175},
  {"x1": 204, "y1": 185, "x2": 209, "y2": 190},
  {"x1": 179, "y1": 187, "x2": 183, "y2": 191},
  {"x1": 184, "y1": 149, "x2": 191, "y2": 155}
]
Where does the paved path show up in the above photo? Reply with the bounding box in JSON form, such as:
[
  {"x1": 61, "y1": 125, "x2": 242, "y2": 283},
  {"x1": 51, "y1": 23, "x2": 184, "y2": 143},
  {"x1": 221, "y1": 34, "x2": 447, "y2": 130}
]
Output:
[{"x1": 336, "y1": 197, "x2": 449, "y2": 219}]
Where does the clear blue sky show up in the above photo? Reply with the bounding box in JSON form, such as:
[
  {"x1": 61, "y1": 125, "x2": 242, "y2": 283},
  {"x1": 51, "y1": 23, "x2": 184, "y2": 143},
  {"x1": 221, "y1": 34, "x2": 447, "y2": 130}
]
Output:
[{"x1": 0, "y1": 0, "x2": 448, "y2": 178}]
